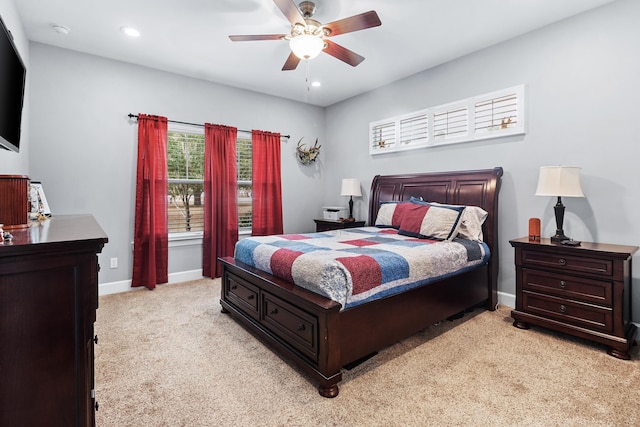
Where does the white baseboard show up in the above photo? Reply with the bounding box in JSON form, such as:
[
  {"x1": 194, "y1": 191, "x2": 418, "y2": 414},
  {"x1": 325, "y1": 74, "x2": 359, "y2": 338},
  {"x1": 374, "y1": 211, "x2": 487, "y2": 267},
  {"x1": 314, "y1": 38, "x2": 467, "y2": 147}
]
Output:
[
  {"x1": 98, "y1": 269, "x2": 205, "y2": 296},
  {"x1": 497, "y1": 290, "x2": 515, "y2": 309}
]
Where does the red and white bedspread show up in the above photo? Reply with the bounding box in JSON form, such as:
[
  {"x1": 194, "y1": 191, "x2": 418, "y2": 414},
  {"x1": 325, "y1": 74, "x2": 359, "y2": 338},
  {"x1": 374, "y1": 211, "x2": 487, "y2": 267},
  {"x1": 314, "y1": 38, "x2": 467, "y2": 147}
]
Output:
[{"x1": 234, "y1": 226, "x2": 490, "y2": 309}]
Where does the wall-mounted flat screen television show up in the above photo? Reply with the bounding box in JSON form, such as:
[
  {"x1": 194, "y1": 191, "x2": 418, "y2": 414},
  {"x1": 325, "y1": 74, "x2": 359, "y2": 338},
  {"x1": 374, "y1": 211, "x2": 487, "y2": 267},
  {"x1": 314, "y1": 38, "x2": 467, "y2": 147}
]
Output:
[{"x1": 0, "y1": 14, "x2": 26, "y2": 153}]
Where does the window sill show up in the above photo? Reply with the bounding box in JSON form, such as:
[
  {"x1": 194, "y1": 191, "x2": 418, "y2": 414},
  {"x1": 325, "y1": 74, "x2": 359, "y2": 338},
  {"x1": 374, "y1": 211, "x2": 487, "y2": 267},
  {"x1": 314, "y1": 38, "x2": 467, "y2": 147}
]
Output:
[
  {"x1": 165, "y1": 230, "x2": 253, "y2": 247},
  {"x1": 169, "y1": 232, "x2": 203, "y2": 248}
]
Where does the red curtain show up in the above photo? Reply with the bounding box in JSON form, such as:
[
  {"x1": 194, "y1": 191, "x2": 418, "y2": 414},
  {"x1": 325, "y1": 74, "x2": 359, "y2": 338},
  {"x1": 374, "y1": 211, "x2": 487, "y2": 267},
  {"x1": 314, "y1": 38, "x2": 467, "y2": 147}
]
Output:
[
  {"x1": 132, "y1": 114, "x2": 169, "y2": 289},
  {"x1": 251, "y1": 130, "x2": 283, "y2": 236},
  {"x1": 203, "y1": 124, "x2": 238, "y2": 278}
]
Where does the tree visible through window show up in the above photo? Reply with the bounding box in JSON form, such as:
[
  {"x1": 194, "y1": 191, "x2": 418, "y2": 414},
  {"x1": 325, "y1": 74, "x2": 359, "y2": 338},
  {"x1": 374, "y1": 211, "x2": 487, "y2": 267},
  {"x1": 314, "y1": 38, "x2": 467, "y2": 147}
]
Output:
[
  {"x1": 167, "y1": 127, "x2": 252, "y2": 234},
  {"x1": 237, "y1": 137, "x2": 252, "y2": 231},
  {"x1": 168, "y1": 130, "x2": 205, "y2": 233}
]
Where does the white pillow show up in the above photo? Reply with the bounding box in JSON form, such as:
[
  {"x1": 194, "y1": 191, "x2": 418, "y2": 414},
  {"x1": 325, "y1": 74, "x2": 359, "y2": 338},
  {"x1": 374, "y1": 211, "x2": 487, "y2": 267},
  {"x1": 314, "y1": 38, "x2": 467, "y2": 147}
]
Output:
[{"x1": 410, "y1": 197, "x2": 488, "y2": 241}]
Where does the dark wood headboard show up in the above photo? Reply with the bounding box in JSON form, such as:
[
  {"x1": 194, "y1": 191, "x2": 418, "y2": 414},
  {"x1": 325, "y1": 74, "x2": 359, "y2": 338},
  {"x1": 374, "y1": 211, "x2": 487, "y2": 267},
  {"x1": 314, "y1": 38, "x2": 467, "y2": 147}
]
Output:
[{"x1": 368, "y1": 167, "x2": 504, "y2": 305}]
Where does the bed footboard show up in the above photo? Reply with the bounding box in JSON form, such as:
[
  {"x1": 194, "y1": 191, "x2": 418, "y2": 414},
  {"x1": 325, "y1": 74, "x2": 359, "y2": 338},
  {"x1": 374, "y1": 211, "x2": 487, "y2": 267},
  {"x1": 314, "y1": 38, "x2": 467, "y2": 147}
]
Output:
[{"x1": 219, "y1": 257, "x2": 344, "y2": 397}]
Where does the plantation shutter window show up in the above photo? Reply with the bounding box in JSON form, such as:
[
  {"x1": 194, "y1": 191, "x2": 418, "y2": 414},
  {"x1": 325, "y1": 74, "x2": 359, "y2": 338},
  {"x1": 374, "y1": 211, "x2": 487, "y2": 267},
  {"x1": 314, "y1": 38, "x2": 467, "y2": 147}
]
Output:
[
  {"x1": 370, "y1": 119, "x2": 396, "y2": 152},
  {"x1": 369, "y1": 84, "x2": 525, "y2": 155},
  {"x1": 474, "y1": 91, "x2": 519, "y2": 134},
  {"x1": 399, "y1": 111, "x2": 428, "y2": 147},
  {"x1": 433, "y1": 106, "x2": 468, "y2": 140}
]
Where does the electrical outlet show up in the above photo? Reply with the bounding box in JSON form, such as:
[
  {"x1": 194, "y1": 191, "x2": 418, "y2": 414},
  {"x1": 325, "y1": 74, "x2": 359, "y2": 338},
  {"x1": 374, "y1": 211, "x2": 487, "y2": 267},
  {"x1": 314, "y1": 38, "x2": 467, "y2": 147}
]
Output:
[{"x1": 110, "y1": 257, "x2": 118, "y2": 269}]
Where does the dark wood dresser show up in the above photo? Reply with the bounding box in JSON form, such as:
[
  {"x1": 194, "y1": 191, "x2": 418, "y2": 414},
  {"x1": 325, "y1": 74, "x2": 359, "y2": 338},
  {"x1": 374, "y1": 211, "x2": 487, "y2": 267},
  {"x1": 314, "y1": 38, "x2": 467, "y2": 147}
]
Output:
[
  {"x1": 314, "y1": 219, "x2": 365, "y2": 232},
  {"x1": 0, "y1": 215, "x2": 108, "y2": 426},
  {"x1": 510, "y1": 237, "x2": 638, "y2": 359}
]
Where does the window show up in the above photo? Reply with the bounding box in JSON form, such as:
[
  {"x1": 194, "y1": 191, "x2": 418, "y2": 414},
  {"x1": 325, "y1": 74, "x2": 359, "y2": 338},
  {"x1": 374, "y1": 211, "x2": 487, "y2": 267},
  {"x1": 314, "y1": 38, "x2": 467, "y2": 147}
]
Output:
[
  {"x1": 168, "y1": 127, "x2": 205, "y2": 234},
  {"x1": 433, "y1": 106, "x2": 468, "y2": 140},
  {"x1": 370, "y1": 119, "x2": 396, "y2": 151},
  {"x1": 167, "y1": 125, "x2": 252, "y2": 236},
  {"x1": 237, "y1": 137, "x2": 252, "y2": 232},
  {"x1": 369, "y1": 84, "x2": 525, "y2": 155},
  {"x1": 474, "y1": 92, "x2": 519, "y2": 134}
]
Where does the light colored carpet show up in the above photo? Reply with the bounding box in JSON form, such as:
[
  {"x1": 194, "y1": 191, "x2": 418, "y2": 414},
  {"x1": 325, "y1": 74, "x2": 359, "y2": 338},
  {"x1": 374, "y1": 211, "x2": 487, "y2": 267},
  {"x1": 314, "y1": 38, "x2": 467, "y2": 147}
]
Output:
[{"x1": 95, "y1": 278, "x2": 640, "y2": 426}]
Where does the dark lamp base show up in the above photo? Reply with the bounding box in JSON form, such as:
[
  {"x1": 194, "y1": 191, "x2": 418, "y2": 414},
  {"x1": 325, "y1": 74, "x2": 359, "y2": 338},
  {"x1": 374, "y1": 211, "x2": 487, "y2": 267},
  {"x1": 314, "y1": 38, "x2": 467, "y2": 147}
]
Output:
[{"x1": 551, "y1": 233, "x2": 570, "y2": 243}]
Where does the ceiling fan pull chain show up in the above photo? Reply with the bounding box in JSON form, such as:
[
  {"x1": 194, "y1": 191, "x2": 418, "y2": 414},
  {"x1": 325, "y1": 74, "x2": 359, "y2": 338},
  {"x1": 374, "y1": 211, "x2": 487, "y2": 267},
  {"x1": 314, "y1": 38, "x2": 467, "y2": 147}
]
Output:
[{"x1": 303, "y1": 59, "x2": 312, "y2": 103}]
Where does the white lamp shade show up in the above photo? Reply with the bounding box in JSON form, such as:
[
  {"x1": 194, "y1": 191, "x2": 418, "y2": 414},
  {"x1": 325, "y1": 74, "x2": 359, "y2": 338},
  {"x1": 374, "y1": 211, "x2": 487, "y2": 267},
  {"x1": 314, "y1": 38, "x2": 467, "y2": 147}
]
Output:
[
  {"x1": 535, "y1": 166, "x2": 585, "y2": 197},
  {"x1": 341, "y1": 178, "x2": 362, "y2": 197},
  {"x1": 289, "y1": 34, "x2": 324, "y2": 60}
]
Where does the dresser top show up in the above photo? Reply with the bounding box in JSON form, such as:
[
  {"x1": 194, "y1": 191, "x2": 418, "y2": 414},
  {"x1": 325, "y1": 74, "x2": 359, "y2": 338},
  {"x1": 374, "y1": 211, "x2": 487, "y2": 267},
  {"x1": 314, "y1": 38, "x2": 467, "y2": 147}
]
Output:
[
  {"x1": 1, "y1": 215, "x2": 108, "y2": 256},
  {"x1": 510, "y1": 237, "x2": 638, "y2": 258}
]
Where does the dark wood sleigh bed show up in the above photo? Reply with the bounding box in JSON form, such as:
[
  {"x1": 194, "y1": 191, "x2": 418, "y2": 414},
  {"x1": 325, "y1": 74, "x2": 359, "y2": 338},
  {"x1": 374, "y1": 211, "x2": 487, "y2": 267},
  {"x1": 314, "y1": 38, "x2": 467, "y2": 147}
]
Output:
[{"x1": 219, "y1": 167, "x2": 503, "y2": 397}]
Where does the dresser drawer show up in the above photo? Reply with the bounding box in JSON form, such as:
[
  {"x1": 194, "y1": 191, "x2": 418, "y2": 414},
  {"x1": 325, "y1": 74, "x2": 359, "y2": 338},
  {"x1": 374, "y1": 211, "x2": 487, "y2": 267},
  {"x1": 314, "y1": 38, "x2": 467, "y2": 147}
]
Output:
[
  {"x1": 522, "y1": 269, "x2": 612, "y2": 306},
  {"x1": 225, "y1": 273, "x2": 260, "y2": 320},
  {"x1": 521, "y1": 250, "x2": 613, "y2": 277},
  {"x1": 262, "y1": 292, "x2": 319, "y2": 362},
  {"x1": 522, "y1": 291, "x2": 613, "y2": 333}
]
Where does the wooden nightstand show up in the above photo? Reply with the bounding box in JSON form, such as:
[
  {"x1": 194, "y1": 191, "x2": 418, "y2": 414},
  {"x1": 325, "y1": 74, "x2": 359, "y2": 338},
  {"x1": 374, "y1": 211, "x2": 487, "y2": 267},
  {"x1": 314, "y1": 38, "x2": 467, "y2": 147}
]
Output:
[
  {"x1": 510, "y1": 237, "x2": 638, "y2": 359},
  {"x1": 314, "y1": 219, "x2": 365, "y2": 232}
]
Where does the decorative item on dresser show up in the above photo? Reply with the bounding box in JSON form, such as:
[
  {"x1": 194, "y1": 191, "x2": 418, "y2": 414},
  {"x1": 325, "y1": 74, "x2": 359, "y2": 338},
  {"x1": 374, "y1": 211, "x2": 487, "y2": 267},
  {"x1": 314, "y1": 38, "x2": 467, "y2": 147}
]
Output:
[
  {"x1": 219, "y1": 167, "x2": 503, "y2": 397},
  {"x1": 0, "y1": 175, "x2": 29, "y2": 229},
  {"x1": 0, "y1": 215, "x2": 108, "y2": 426},
  {"x1": 510, "y1": 237, "x2": 638, "y2": 359},
  {"x1": 314, "y1": 219, "x2": 365, "y2": 232}
]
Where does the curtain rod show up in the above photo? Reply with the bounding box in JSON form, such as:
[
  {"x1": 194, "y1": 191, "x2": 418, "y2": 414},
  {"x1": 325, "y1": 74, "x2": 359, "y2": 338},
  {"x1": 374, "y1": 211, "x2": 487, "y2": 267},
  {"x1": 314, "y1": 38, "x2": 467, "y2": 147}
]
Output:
[{"x1": 127, "y1": 113, "x2": 290, "y2": 139}]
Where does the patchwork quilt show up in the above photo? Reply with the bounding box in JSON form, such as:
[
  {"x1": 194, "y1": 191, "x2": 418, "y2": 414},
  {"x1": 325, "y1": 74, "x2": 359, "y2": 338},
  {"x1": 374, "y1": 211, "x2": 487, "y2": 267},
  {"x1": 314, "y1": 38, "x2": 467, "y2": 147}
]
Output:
[{"x1": 234, "y1": 226, "x2": 490, "y2": 309}]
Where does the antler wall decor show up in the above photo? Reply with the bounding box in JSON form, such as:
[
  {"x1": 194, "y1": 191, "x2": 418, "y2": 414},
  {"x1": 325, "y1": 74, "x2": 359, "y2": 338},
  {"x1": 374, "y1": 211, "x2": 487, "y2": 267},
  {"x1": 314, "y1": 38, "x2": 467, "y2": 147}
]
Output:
[{"x1": 296, "y1": 137, "x2": 321, "y2": 165}]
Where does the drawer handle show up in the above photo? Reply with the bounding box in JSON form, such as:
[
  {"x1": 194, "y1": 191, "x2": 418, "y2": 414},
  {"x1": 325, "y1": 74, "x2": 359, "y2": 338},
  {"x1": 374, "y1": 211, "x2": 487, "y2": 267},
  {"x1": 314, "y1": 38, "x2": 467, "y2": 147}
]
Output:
[
  {"x1": 560, "y1": 305, "x2": 567, "y2": 313},
  {"x1": 558, "y1": 258, "x2": 567, "y2": 266},
  {"x1": 247, "y1": 295, "x2": 254, "y2": 300},
  {"x1": 231, "y1": 285, "x2": 238, "y2": 290},
  {"x1": 93, "y1": 335, "x2": 99, "y2": 345},
  {"x1": 270, "y1": 308, "x2": 278, "y2": 315},
  {"x1": 297, "y1": 324, "x2": 306, "y2": 332},
  {"x1": 559, "y1": 280, "x2": 567, "y2": 288}
]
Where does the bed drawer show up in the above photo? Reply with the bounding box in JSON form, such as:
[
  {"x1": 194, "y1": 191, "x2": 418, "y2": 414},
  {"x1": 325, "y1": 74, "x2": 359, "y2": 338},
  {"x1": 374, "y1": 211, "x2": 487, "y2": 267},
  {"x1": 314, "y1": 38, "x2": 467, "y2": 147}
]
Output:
[
  {"x1": 522, "y1": 291, "x2": 613, "y2": 333},
  {"x1": 521, "y1": 250, "x2": 613, "y2": 277},
  {"x1": 262, "y1": 292, "x2": 319, "y2": 362},
  {"x1": 522, "y1": 269, "x2": 612, "y2": 306},
  {"x1": 225, "y1": 272, "x2": 260, "y2": 320}
]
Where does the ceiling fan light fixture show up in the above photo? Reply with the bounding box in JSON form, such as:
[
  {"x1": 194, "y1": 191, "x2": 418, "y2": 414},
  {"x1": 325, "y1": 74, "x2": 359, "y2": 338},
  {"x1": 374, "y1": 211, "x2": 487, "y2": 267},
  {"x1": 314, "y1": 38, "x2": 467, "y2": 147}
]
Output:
[{"x1": 289, "y1": 34, "x2": 324, "y2": 60}]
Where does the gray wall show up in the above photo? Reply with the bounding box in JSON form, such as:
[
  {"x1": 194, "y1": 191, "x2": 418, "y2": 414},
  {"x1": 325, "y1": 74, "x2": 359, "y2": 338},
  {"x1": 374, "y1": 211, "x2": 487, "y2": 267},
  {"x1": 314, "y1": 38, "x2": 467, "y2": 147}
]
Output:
[
  {"x1": 0, "y1": 0, "x2": 29, "y2": 174},
  {"x1": 28, "y1": 43, "x2": 326, "y2": 284},
  {"x1": 323, "y1": 0, "x2": 640, "y2": 316},
  {"x1": 21, "y1": 0, "x2": 640, "y2": 320}
]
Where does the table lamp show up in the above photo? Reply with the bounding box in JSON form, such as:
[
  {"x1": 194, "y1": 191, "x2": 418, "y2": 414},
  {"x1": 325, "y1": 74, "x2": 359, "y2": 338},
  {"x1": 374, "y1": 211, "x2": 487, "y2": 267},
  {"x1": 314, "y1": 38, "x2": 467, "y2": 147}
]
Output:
[
  {"x1": 340, "y1": 178, "x2": 362, "y2": 221},
  {"x1": 535, "y1": 166, "x2": 585, "y2": 242}
]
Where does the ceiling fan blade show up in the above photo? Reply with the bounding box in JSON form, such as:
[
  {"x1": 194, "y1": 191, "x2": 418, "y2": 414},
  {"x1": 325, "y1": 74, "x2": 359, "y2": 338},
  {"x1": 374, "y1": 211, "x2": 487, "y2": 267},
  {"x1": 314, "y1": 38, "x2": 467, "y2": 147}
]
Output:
[
  {"x1": 282, "y1": 52, "x2": 301, "y2": 71},
  {"x1": 323, "y1": 40, "x2": 365, "y2": 67},
  {"x1": 273, "y1": 0, "x2": 306, "y2": 26},
  {"x1": 323, "y1": 11, "x2": 381, "y2": 37},
  {"x1": 229, "y1": 34, "x2": 286, "y2": 41}
]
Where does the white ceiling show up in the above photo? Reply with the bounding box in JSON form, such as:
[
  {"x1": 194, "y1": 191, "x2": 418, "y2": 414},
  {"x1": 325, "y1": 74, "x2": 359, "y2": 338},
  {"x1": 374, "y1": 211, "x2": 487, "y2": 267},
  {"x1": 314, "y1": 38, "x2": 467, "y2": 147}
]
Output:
[{"x1": 15, "y1": 0, "x2": 615, "y2": 107}]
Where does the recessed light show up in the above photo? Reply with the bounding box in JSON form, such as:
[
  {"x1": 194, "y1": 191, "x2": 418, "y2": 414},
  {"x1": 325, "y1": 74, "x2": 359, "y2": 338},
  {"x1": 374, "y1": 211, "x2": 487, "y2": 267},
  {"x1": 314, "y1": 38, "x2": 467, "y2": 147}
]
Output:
[
  {"x1": 311, "y1": 81, "x2": 321, "y2": 87},
  {"x1": 51, "y1": 25, "x2": 70, "y2": 35},
  {"x1": 120, "y1": 26, "x2": 140, "y2": 37}
]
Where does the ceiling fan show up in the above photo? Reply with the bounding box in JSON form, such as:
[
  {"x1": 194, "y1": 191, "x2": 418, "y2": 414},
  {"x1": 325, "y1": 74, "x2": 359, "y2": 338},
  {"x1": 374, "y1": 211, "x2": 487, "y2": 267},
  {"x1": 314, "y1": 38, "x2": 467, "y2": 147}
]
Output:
[{"x1": 229, "y1": 0, "x2": 382, "y2": 71}]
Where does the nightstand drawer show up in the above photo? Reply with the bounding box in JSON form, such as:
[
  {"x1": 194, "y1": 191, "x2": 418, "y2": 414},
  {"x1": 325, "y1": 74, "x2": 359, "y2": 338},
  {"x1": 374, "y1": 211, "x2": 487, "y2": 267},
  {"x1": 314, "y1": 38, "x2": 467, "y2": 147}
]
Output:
[
  {"x1": 262, "y1": 292, "x2": 319, "y2": 362},
  {"x1": 521, "y1": 250, "x2": 613, "y2": 277},
  {"x1": 225, "y1": 273, "x2": 260, "y2": 320},
  {"x1": 522, "y1": 269, "x2": 612, "y2": 306},
  {"x1": 522, "y1": 291, "x2": 613, "y2": 333}
]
